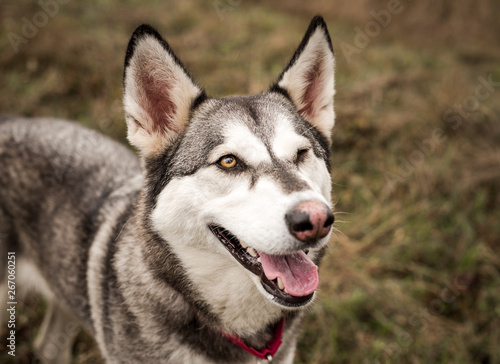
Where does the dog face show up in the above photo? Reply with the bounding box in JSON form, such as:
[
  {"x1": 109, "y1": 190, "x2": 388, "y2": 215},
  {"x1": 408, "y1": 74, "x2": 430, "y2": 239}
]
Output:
[{"x1": 123, "y1": 17, "x2": 335, "y2": 331}]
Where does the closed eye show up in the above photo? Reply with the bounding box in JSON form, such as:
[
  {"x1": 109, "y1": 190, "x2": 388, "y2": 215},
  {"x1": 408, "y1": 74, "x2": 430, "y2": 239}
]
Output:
[{"x1": 295, "y1": 148, "x2": 310, "y2": 164}]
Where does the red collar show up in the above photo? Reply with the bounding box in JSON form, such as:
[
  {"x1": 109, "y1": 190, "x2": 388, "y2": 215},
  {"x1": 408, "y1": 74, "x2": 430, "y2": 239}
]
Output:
[{"x1": 220, "y1": 317, "x2": 285, "y2": 361}]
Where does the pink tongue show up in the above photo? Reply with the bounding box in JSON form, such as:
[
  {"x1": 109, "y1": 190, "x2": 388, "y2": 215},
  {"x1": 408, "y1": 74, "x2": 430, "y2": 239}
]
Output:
[{"x1": 259, "y1": 251, "x2": 318, "y2": 297}]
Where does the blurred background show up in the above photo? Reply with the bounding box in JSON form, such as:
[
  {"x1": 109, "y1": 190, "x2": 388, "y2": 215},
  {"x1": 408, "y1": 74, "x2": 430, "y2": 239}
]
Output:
[{"x1": 1, "y1": 0, "x2": 499, "y2": 363}]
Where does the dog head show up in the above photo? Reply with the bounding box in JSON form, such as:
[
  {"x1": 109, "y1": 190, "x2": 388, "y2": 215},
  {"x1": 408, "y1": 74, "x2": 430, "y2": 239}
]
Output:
[{"x1": 123, "y1": 16, "x2": 335, "y2": 330}]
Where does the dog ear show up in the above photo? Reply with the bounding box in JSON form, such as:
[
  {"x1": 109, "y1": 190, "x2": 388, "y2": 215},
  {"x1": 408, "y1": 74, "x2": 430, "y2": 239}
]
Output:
[
  {"x1": 271, "y1": 16, "x2": 335, "y2": 143},
  {"x1": 123, "y1": 24, "x2": 205, "y2": 157}
]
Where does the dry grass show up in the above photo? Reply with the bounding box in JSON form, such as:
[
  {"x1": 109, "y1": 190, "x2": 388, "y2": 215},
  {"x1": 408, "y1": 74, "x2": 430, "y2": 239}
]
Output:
[{"x1": 1, "y1": 1, "x2": 499, "y2": 363}]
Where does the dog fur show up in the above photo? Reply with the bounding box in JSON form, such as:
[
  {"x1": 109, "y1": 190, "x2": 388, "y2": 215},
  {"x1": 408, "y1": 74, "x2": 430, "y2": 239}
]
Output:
[{"x1": 0, "y1": 15, "x2": 335, "y2": 363}]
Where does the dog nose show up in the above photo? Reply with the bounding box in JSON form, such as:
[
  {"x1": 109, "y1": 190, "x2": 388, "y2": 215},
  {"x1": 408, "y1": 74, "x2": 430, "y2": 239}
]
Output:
[{"x1": 285, "y1": 201, "x2": 334, "y2": 243}]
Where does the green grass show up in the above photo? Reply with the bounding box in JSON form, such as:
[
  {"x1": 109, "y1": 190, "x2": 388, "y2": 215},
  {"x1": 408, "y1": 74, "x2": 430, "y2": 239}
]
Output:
[{"x1": 1, "y1": 0, "x2": 499, "y2": 363}]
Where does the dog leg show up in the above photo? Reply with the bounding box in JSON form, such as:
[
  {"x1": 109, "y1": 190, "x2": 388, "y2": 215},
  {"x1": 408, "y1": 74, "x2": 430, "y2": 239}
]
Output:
[{"x1": 34, "y1": 301, "x2": 80, "y2": 364}]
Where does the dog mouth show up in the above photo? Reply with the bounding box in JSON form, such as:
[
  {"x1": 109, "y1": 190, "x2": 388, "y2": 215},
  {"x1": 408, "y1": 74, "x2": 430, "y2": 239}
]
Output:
[{"x1": 209, "y1": 225, "x2": 318, "y2": 307}]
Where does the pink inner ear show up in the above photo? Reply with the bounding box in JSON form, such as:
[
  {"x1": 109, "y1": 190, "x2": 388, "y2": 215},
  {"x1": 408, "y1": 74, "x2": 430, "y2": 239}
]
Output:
[
  {"x1": 137, "y1": 67, "x2": 177, "y2": 134},
  {"x1": 298, "y1": 57, "x2": 323, "y2": 120}
]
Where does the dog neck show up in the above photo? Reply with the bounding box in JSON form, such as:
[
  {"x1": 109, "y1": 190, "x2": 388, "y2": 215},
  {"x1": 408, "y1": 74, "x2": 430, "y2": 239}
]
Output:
[
  {"x1": 112, "y1": 208, "x2": 302, "y2": 362},
  {"x1": 220, "y1": 316, "x2": 286, "y2": 361}
]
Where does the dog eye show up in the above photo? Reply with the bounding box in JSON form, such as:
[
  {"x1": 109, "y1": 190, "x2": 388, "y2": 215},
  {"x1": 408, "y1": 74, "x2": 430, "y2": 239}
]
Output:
[
  {"x1": 295, "y1": 148, "x2": 309, "y2": 164},
  {"x1": 217, "y1": 155, "x2": 238, "y2": 170}
]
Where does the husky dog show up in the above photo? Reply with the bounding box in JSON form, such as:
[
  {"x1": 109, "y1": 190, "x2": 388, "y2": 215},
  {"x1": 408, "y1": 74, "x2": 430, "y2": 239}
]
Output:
[{"x1": 0, "y1": 15, "x2": 335, "y2": 363}]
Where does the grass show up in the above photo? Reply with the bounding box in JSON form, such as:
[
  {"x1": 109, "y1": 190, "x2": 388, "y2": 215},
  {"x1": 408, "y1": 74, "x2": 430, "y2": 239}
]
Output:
[{"x1": 1, "y1": 0, "x2": 499, "y2": 363}]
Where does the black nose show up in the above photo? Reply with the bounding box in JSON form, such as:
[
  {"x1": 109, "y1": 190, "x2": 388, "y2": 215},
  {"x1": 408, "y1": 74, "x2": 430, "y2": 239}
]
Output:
[{"x1": 285, "y1": 201, "x2": 334, "y2": 243}]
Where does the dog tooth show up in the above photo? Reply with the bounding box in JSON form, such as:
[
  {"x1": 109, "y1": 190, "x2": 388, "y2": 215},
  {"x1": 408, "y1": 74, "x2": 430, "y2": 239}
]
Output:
[
  {"x1": 284, "y1": 287, "x2": 289, "y2": 294},
  {"x1": 257, "y1": 257, "x2": 261, "y2": 263},
  {"x1": 240, "y1": 240, "x2": 249, "y2": 249},
  {"x1": 277, "y1": 277, "x2": 284, "y2": 290},
  {"x1": 247, "y1": 247, "x2": 258, "y2": 257}
]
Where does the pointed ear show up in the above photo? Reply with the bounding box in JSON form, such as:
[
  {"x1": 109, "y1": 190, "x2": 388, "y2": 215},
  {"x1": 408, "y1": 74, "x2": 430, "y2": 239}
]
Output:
[
  {"x1": 271, "y1": 16, "x2": 335, "y2": 143},
  {"x1": 123, "y1": 24, "x2": 206, "y2": 157}
]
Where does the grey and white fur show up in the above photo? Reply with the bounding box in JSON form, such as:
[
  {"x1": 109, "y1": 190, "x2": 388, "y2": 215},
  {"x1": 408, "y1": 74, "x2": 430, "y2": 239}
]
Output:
[{"x1": 0, "y1": 15, "x2": 336, "y2": 364}]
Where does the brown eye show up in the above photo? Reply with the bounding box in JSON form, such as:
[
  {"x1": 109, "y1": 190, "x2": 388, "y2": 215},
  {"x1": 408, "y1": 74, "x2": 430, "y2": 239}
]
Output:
[{"x1": 217, "y1": 155, "x2": 238, "y2": 169}]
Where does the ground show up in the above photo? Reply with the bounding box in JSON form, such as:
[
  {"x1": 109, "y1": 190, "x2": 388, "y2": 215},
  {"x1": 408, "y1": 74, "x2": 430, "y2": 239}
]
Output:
[{"x1": 1, "y1": 0, "x2": 499, "y2": 363}]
